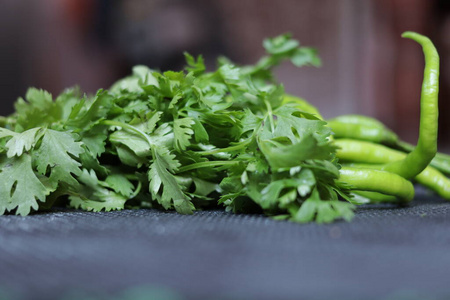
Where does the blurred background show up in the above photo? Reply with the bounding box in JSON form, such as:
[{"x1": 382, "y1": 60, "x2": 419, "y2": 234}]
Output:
[{"x1": 0, "y1": 0, "x2": 449, "y2": 149}]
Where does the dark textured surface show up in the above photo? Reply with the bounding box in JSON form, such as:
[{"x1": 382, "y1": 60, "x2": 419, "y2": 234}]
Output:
[{"x1": 1, "y1": 188, "x2": 450, "y2": 300}]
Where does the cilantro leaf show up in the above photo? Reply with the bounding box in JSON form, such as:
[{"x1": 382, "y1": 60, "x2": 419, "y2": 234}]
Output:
[
  {"x1": 173, "y1": 118, "x2": 194, "y2": 151},
  {"x1": 0, "y1": 154, "x2": 48, "y2": 215},
  {"x1": 263, "y1": 33, "x2": 300, "y2": 55},
  {"x1": 0, "y1": 128, "x2": 16, "y2": 139},
  {"x1": 69, "y1": 193, "x2": 128, "y2": 212},
  {"x1": 184, "y1": 52, "x2": 206, "y2": 76},
  {"x1": 261, "y1": 105, "x2": 331, "y2": 143},
  {"x1": 3, "y1": 128, "x2": 42, "y2": 157},
  {"x1": 67, "y1": 90, "x2": 114, "y2": 129},
  {"x1": 104, "y1": 173, "x2": 135, "y2": 197},
  {"x1": 68, "y1": 169, "x2": 128, "y2": 212},
  {"x1": 33, "y1": 129, "x2": 83, "y2": 188},
  {"x1": 292, "y1": 188, "x2": 354, "y2": 223},
  {"x1": 291, "y1": 47, "x2": 322, "y2": 67},
  {"x1": 258, "y1": 136, "x2": 335, "y2": 170},
  {"x1": 79, "y1": 125, "x2": 108, "y2": 157},
  {"x1": 148, "y1": 147, "x2": 194, "y2": 214},
  {"x1": 110, "y1": 130, "x2": 151, "y2": 158},
  {"x1": 110, "y1": 65, "x2": 158, "y2": 94},
  {"x1": 115, "y1": 144, "x2": 148, "y2": 167}
]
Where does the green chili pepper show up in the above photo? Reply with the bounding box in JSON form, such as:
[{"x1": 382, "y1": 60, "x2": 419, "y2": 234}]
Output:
[
  {"x1": 335, "y1": 31, "x2": 441, "y2": 202},
  {"x1": 335, "y1": 139, "x2": 449, "y2": 199},
  {"x1": 327, "y1": 116, "x2": 450, "y2": 175},
  {"x1": 396, "y1": 140, "x2": 450, "y2": 175},
  {"x1": 327, "y1": 115, "x2": 399, "y2": 145},
  {"x1": 415, "y1": 166, "x2": 450, "y2": 199},
  {"x1": 335, "y1": 139, "x2": 404, "y2": 163},
  {"x1": 381, "y1": 31, "x2": 439, "y2": 179},
  {"x1": 337, "y1": 166, "x2": 415, "y2": 202},
  {"x1": 344, "y1": 162, "x2": 449, "y2": 201}
]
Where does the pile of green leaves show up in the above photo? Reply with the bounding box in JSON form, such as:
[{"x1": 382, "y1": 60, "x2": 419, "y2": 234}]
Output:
[{"x1": 0, "y1": 34, "x2": 355, "y2": 223}]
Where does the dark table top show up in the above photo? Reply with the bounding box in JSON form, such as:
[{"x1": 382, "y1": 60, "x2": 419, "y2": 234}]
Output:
[{"x1": 1, "y1": 187, "x2": 450, "y2": 300}]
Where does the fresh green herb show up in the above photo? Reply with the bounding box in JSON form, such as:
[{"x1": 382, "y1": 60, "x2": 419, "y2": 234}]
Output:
[{"x1": 0, "y1": 32, "x2": 447, "y2": 223}]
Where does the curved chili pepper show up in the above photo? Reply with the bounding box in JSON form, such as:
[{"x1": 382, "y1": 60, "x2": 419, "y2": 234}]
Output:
[
  {"x1": 396, "y1": 140, "x2": 450, "y2": 175},
  {"x1": 382, "y1": 31, "x2": 439, "y2": 179},
  {"x1": 336, "y1": 31, "x2": 441, "y2": 202}
]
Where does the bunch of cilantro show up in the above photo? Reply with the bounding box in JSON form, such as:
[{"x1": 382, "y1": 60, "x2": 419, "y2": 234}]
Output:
[{"x1": 0, "y1": 34, "x2": 354, "y2": 223}]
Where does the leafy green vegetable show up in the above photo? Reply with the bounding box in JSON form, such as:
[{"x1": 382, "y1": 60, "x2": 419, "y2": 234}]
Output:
[
  {"x1": 0, "y1": 34, "x2": 355, "y2": 223},
  {"x1": 34, "y1": 129, "x2": 84, "y2": 188},
  {"x1": 0, "y1": 154, "x2": 48, "y2": 216}
]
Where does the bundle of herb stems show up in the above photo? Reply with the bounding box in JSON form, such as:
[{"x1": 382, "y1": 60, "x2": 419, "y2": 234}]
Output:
[{"x1": 0, "y1": 32, "x2": 448, "y2": 223}]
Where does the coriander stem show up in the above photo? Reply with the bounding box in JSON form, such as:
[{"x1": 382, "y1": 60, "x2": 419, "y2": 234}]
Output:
[
  {"x1": 177, "y1": 161, "x2": 239, "y2": 173},
  {"x1": 197, "y1": 139, "x2": 252, "y2": 155},
  {"x1": 130, "y1": 181, "x2": 142, "y2": 199},
  {"x1": 264, "y1": 100, "x2": 275, "y2": 133}
]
